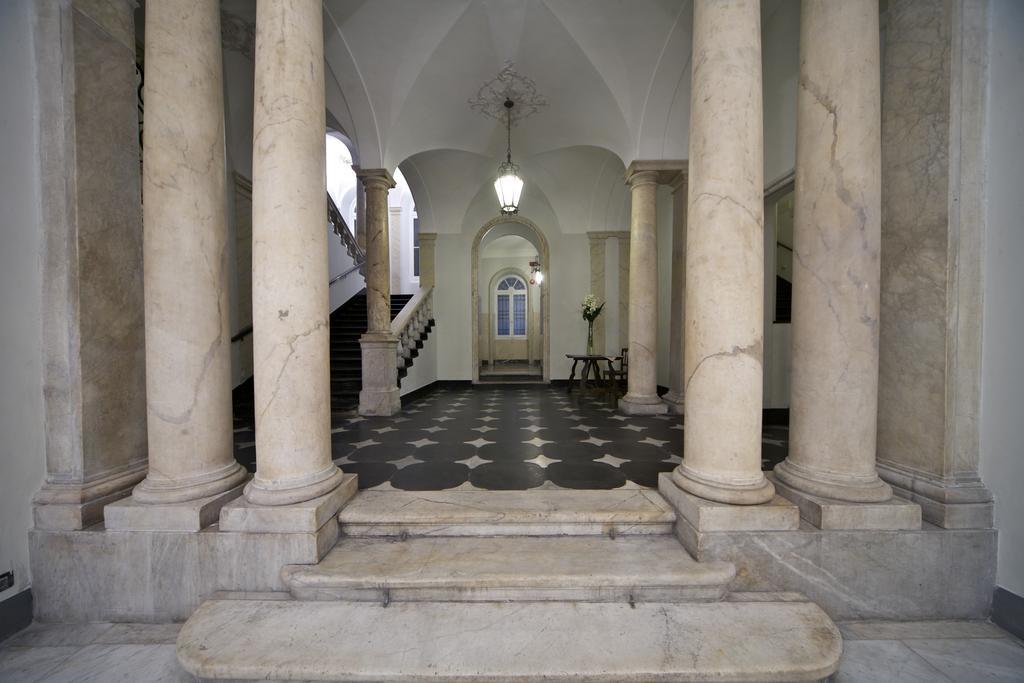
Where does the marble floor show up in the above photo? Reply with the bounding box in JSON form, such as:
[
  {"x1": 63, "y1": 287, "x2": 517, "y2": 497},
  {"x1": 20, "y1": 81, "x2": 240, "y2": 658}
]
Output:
[
  {"x1": 1, "y1": 619, "x2": 1021, "y2": 682},
  {"x1": 233, "y1": 384, "x2": 790, "y2": 491}
]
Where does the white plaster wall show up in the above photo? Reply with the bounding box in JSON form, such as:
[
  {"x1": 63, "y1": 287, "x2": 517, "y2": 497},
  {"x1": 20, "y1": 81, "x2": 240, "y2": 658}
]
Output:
[
  {"x1": 762, "y1": 0, "x2": 800, "y2": 187},
  {"x1": 980, "y1": 0, "x2": 1024, "y2": 598},
  {"x1": 400, "y1": 326, "x2": 438, "y2": 396},
  {"x1": 433, "y1": 208, "x2": 591, "y2": 380},
  {"x1": 0, "y1": 0, "x2": 46, "y2": 604}
]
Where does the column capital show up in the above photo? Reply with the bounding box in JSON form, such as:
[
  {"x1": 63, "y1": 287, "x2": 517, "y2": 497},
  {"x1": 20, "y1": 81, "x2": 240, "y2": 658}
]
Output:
[
  {"x1": 418, "y1": 232, "x2": 437, "y2": 243},
  {"x1": 625, "y1": 159, "x2": 688, "y2": 187},
  {"x1": 355, "y1": 167, "x2": 396, "y2": 191},
  {"x1": 668, "y1": 171, "x2": 688, "y2": 194},
  {"x1": 586, "y1": 230, "x2": 628, "y2": 242}
]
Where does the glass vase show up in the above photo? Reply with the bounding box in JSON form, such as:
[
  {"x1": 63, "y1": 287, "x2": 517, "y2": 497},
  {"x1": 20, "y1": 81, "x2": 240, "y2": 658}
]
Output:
[{"x1": 586, "y1": 320, "x2": 594, "y2": 355}]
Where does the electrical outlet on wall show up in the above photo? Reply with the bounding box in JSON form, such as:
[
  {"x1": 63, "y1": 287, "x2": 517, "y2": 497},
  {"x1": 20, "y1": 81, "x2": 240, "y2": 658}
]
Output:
[{"x1": 0, "y1": 571, "x2": 13, "y2": 593}]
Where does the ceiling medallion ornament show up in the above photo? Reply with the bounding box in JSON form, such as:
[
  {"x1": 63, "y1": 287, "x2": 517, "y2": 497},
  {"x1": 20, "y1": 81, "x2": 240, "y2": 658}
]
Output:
[
  {"x1": 470, "y1": 63, "x2": 546, "y2": 215},
  {"x1": 468, "y1": 62, "x2": 547, "y2": 125}
]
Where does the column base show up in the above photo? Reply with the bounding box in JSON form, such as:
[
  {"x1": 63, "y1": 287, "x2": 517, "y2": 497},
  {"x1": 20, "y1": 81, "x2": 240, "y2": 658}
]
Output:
[
  {"x1": 877, "y1": 462, "x2": 994, "y2": 529},
  {"x1": 104, "y1": 479, "x2": 248, "y2": 532},
  {"x1": 132, "y1": 461, "x2": 250, "y2": 505},
  {"x1": 661, "y1": 390, "x2": 685, "y2": 414},
  {"x1": 773, "y1": 458, "x2": 892, "y2": 504},
  {"x1": 244, "y1": 464, "x2": 346, "y2": 507},
  {"x1": 768, "y1": 473, "x2": 921, "y2": 530},
  {"x1": 359, "y1": 387, "x2": 401, "y2": 416},
  {"x1": 618, "y1": 393, "x2": 668, "y2": 415},
  {"x1": 658, "y1": 472, "x2": 797, "y2": 557},
  {"x1": 33, "y1": 461, "x2": 148, "y2": 531},
  {"x1": 671, "y1": 464, "x2": 776, "y2": 505},
  {"x1": 359, "y1": 333, "x2": 400, "y2": 416},
  {"x1": 222, "y1": 473, "x2": 357, "y2": 533}
]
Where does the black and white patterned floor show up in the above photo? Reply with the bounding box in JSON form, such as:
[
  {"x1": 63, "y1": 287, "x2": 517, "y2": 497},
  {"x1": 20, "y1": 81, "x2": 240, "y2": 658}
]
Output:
[{"x1": 232, "y1": 385, "x2": 790, "y2": 491}]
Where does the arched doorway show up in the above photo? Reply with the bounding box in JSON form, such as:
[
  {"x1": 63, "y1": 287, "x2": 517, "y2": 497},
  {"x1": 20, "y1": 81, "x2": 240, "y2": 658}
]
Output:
[{"x1": 471, "y1": 217, "x2": 551, "y2": 383}]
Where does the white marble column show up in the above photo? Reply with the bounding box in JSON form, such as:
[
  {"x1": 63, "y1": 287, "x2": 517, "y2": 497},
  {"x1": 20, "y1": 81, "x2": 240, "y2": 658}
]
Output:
[
  {"x1": 244, "y1": 0, "x2": 344, "y2": 506},
  {"x1": 418, "y1": 232, "x2": 437, "y2": 289},
  {"x1": 662, "y1": 173, "x2": 688, "y2": 414},
  {"x1": 587, "y1": 234, "x2": 607, "y2": 355},
  {"x1": 671, "y1": 0, "x2": 774, "y2": 505},
  {"x1": 773, "y1": 0, "x2": 893, "y2": 503},
  {"x1": 355, "y1": 180, "x2": 368, "y2": 251},
  {"x1": 389, "y1": 206, "x2": 404, "y2": 293},
  {"x1": 618, "y1": 238, "x2": 630, "y2": 353},
  {"x1": 119, "y1": 0, "x2": 247, "y2": 521},
  {"x1": 619, "y1": 168, "x2": 667, "y2": 415},
  {"x1": 358, "y1": 169, "x2": 401, "y2": 416}
]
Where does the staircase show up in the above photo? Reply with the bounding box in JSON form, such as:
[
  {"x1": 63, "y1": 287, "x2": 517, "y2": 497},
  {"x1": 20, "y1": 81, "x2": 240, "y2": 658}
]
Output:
[
  {"x1": 177, "y1": 490, "x2": 843, "y2": 681},
  {"x1": 329, "y1": 291, "x2": 430, "y2": 411}
]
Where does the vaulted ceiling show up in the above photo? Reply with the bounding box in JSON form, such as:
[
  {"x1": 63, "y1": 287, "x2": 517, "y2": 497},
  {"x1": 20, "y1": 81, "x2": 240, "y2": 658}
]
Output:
[{"x1": 321, "y1": 0, "x2": 695, "y2": 234}]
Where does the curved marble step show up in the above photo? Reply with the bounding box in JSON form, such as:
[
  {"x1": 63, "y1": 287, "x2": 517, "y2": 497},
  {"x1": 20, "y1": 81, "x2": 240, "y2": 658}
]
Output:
[
  {"x1": 282, "y1": 535, "x2": 734, "y2": 603},
  {"x1": 339, "y1": 490, "x2": 677, "y2": 537},
  {"x1": 177, "y1": 597, "x2": 842, "y2": 682}
]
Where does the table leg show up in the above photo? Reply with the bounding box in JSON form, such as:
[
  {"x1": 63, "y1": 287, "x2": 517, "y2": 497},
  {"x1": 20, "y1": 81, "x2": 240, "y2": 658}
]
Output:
[{"x1": 568, "y1": 359, "x2": 579, "y2": 393}]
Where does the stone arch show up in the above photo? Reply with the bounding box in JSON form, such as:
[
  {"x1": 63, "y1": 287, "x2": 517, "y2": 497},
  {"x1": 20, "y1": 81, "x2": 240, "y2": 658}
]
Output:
[{"x1": 471, "y1": 216, "x2": 551, "y2": 382}]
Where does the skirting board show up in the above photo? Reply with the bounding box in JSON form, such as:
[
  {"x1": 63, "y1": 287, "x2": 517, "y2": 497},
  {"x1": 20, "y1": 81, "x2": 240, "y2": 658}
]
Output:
[
  {"x1": 0, "y1": 588, "x2": 33, "y2": 643},
  {"x1": 992, "y1": 586, "x2": 1024, "y2": 641}
]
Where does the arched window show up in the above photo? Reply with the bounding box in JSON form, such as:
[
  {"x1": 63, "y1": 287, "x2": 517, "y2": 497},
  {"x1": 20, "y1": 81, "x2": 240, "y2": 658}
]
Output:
[{"x1": 495, "y1": 275, "x2": 527, "y2": 338}]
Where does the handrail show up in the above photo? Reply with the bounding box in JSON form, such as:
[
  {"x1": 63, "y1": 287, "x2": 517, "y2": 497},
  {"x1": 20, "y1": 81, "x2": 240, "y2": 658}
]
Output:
[
  {"x1": 233, "y1": 193, "x2": 366, "y2": 344},
  {"x1": 390, "y1": 286, "x2": 434, "y2": 370},
  {"x1": 390, "y1": 287, "x2": 432, "y2": 335},
  {"x1": 329, "y1": 261, "x2": 363, "y2": 286},
  {"x1": 231, "y1": 324, "x2": 253, "y2": 343},
  {"x1": 328, "y1": 192, "x2": 365, "y2": 264}
]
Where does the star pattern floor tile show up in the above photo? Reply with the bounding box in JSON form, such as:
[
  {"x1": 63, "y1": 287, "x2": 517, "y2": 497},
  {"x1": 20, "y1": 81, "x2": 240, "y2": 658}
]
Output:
[{"x1": 233, "y1": 385, "x2": 790, "y2": 491}]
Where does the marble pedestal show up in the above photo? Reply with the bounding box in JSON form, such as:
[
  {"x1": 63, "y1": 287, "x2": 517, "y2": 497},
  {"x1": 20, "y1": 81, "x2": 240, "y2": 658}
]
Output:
[
  {"x1": 661, "y1": 391, "x2": 684, "y2": 415},
  {"x1": 33, "y1": 464, "x2": 147, "y2": 531},
  {"x1": 878, "y1": 464, "x2": 994, "y2": 529},
  {"x1": 769, "y1": 473, "x2": 922, "y2": 530},
  {"x1": 105, "y1": 481, "x2": 247, "y2": 533},
  {"x1": 618, "y1": 394, "x2": 668, "y2": 416},
  {"x1": 358, "y1": 334, "x2": 401, "y2": 416},
  {"x1": 659, "y1": 473, "x2": 799, "y2": 534},
  {"x1": 220, "y1": 473, "x2": 356, "y2": 535}
]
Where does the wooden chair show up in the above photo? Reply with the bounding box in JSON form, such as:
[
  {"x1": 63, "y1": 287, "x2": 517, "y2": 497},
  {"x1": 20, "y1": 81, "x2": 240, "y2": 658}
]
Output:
[{"x1": 604, "y1": 348, "x2": 628, "y2": 400}]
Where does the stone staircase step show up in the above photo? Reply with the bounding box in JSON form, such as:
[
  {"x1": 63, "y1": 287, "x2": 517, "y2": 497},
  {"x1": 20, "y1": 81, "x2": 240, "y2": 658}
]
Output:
[
  {"x1": 177, "y1": 598, "x2": 842, "y2": 682},
  {"x1": 339, "y1": 490, "x2": 676, "y2": 537},
  {"x1": 282, "y1": 535, "x2": 734, "y2": 602}
]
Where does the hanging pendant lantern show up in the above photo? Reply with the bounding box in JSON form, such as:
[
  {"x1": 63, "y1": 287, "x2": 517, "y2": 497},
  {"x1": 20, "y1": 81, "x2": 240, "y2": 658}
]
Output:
[{"x1": 494, "y1": 99, "x2": 523, "y2": 214}]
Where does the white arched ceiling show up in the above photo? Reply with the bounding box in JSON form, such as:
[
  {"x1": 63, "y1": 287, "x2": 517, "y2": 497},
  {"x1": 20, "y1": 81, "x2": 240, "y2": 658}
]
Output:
[
  {"x1": 400, "y1": 145, "x2": 627, "y2": 236},
  {"x1": 322, "y1": 0, "x2": 695, "y2": 171}
]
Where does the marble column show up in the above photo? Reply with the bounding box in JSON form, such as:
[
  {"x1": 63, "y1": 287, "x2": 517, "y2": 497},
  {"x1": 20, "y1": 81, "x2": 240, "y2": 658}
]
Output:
[
  {"x1": 671, "y1": 0, "x2": 774, "y2": 505},
  {"x1": 874, "y1": 0, "x2": 993, "y2": 527},
  {"x1": 114, "y1": 0, "x2": 248, "y2": 524},
  {"x1": 244, "y1": 0, "x2": 343, "y2": 506},
  {"x1": 774, "y1": 0, "x2": 893, "y2": 504},
  {"x1": 355, "y1": 181, "x2": 368, "y2": 251},
  {"x1": 389, "y1": 206, "x2": 404, "y2": 293},
  {"x1": 32, "y1": 0, "x2": 149, "y2": 530},
  {"x1": 618, "y1": 238, "x2": 630, "y2": 352},
  {"x1": 662, "y1": 173, "x2": 688, "y2": 414},
  {"x1": 587, "y1": 234, "x2": 607, "y2": 355},
  {"x1": 619, "y1": 169, "x2": 667, "y2": 415},
  {"x1": 358, "y1": 169, "x2": 401, "y2": 416},
  {"x1": 418, "y1": 232, "x2": 437, "y2": 289}
]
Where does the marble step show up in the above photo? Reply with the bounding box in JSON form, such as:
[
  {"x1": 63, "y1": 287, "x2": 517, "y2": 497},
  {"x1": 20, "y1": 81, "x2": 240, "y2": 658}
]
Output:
[
  {"x1": 339, "y1": 490, "x2": 676, "y2": 537},
  {"x1": 282, "y1": 535, "x2": 734, "y2": 603},
  {"x1": 177, "y1": 597, "x2": 842, "y2": 682}
]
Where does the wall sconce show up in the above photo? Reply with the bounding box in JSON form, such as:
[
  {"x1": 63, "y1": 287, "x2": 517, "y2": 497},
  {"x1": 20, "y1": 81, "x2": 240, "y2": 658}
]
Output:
[{"x1": 529, "y1": 260, "x2": 543, "y2": 285}]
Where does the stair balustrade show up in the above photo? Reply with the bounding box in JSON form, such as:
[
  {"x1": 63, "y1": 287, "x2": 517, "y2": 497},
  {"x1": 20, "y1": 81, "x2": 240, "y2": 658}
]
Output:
[{"x1": 390, "y1": 287, "x2": 434, "y2": 370}]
